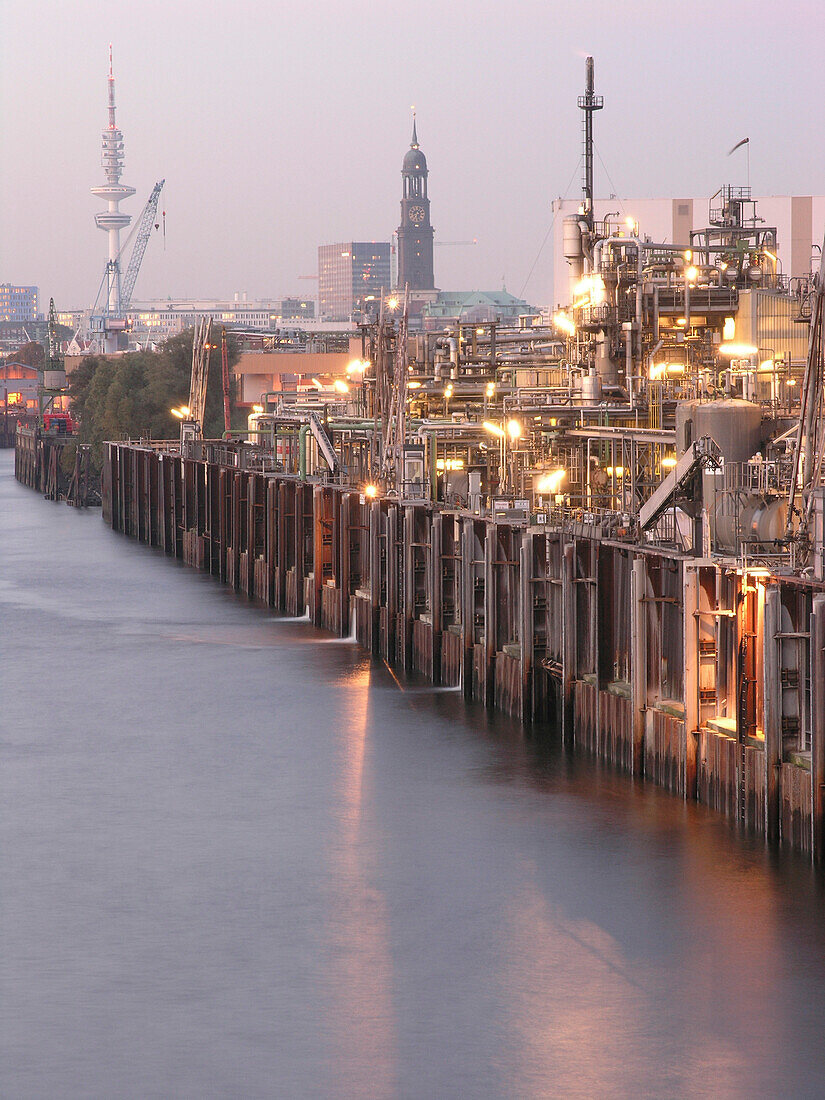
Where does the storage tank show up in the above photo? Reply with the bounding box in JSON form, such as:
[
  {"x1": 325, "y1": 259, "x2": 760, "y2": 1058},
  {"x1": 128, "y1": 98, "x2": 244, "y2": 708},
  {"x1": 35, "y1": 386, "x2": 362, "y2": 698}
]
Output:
[
  {"x1": 594, "y1": 334, "x2": 619, "y2": 388},
  {"x1": 715, "y1": 495, "x2": 788, "y2": 551},
  {"x1": 581, "y1": 368, "x2": 602, "y2": 403},
  {"x1": 563, "y1": 214, "x2": 584, "y2": 301},
  {"x1": 675, "y1": 399, "x2": 762, "y2": 461},
  {"x1": 563, "y1": 215, "x2": 584, "y2": 261}
]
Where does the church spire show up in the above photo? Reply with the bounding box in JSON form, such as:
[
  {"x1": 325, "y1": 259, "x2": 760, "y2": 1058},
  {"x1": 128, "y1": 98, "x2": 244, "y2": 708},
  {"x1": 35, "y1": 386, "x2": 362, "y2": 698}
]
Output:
[{"x1": 411, "y1": 110, "x2": 419, "y2": 149}]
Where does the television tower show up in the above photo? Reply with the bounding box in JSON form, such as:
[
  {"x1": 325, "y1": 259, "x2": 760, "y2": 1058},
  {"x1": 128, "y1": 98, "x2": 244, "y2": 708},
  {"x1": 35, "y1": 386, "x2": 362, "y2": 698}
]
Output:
[{"x1": 90, "y1": 46, "x2": 135, "y2": 351}]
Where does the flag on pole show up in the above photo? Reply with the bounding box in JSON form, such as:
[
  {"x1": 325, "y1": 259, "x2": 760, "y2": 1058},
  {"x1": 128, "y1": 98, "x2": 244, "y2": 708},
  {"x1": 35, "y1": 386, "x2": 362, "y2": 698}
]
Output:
[{"x1": 728, "y1": 137, "x2": 749, "y2": 155}]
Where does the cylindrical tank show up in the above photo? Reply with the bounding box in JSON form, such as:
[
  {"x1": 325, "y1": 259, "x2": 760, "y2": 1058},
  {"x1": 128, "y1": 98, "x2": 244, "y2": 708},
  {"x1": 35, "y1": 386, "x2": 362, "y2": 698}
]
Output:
[
  {"x1": 563, "y1": 215, "x2": 584, "y2": 260},
  {"x1": 715, "y1": 494, "x2": 788, "y2": 551},
  {"x1": 564, "y1": 214, "x2": 585, "y2": 303},
  {"x1": 740, "y1": 496, "x2": 787, "y2": 542},
  {"x1": 581, "y1": 369, "x2": 601, "y2": 403},
  {"x1": 675, "y1": 399, "x2": 762, "y2": 460},
  {"x1": 594, "y1": 334, "x2": 618, "y2": 388}
]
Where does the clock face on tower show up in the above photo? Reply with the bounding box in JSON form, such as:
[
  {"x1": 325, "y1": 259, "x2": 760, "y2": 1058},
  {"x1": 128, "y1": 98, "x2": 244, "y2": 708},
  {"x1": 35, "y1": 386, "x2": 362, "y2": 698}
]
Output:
[{"x1": 408, "y1": 205, "x2": 426, "y2": 224}]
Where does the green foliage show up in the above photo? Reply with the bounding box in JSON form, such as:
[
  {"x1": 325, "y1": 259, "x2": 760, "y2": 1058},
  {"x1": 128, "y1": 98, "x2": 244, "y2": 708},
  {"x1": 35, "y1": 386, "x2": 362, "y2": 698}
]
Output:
[
  {"x1": 68, "y1": 327, "x2": 240, "y2": 465},
  {"x1": 9, "y1": 341, "x2": 45, "y2": 368}
]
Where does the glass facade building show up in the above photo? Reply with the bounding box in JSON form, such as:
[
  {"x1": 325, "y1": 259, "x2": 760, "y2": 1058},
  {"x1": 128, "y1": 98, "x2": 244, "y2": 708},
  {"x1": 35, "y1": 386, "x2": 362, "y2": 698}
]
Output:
[{"x1": 318, "y1": 243, "x2": 391, "y2": 321}]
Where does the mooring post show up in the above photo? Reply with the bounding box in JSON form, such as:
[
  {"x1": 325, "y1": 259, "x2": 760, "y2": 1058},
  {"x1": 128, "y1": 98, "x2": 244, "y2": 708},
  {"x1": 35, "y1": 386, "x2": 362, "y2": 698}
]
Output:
[
  {"x1": 561, "y1": 540, "x2": 576, "y2": 745},
  {"x1": 483, "y1": 522, "x2": 496, "y2": 708},
  {"x1": 276, "y1": 481, "x2": 287, "y2": 611},
  {"x1": 370, "y1": 499, "x2": 382, "y2": 655},
  {"x1": 631, "y1": 555, "x2": 648, "y2": 777},
  {"x1": 763, "y1": 585, "x2": 782, "y2": 843},
  {"x1": 339, "y1": 492, "x2": 352, "y2": 638},
  {"x1": 430, "y1": 511, "x2": 443, "y2": 684},
  {"x1": 156, "y1": 453, "x2": 166, "y2": 550},
  {"x1": 520, "y1": 533, "x2": 533, "y2": 723},
  {"x1": 264, "y1": 480, "x2": 276, "y2": 606},
  {"x1": 811, "y1": 595, "x2": 825, "y2": 865},
  {"x1": 682, "y1": 562, "x2": 699, "y2": 799},
  {"x1": 386, "y1": 504, "x2": 398, "y2": 663},
  {"x1": 311, "y1": 486, "x2": 324, "y2": 627},
  {"x1": 403, "y1": 506, "x2": 415, "y2": 670},
  {"x1": 460, "y1": 519, "x2": 475, "y2": 699}
]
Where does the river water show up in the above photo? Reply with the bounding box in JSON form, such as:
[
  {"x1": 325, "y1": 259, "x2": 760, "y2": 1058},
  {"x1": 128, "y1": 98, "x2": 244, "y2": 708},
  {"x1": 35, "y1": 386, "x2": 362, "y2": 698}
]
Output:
[{"x1": 2, "y1": 451, "x2": 825, "y2": 1099}]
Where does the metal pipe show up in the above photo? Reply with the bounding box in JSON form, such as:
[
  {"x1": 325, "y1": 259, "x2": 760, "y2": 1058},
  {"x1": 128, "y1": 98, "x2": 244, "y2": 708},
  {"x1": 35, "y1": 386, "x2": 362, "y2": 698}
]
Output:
[{"x1": 299, "y1": 424, "x2": 310, "y2": 480}]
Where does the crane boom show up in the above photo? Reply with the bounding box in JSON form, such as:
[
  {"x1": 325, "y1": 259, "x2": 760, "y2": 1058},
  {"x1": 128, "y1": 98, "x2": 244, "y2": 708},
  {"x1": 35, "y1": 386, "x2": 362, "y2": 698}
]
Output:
[
  {"x1": 121, "y1": 179, "x2": 165, "y2": 310},
  {"x1": 189, "y1": 316, "x2": 212, "y2": 434}
]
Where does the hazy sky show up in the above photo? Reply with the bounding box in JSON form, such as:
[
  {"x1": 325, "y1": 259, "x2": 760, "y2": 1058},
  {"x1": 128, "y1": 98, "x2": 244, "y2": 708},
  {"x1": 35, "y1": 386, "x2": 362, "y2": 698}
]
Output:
[{"x1": 2, "y1": 0, "x2": 824, "y2": 311}]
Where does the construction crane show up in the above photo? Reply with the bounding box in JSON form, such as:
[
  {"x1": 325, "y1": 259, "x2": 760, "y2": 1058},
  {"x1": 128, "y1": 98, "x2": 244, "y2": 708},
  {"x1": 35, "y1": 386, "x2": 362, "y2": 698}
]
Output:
[
  {"x1": 220, "y1": 326, "x2": 231, "y2": 433},
  {"x1": 120, "y1": 179, "x2": 165, "y2": 310},
  {"x1": 187, "y1": 316, "x2": 212, "y2": 437},
  {"x1": 435, "y1": 239, "x2": 478, "y2": 246}
]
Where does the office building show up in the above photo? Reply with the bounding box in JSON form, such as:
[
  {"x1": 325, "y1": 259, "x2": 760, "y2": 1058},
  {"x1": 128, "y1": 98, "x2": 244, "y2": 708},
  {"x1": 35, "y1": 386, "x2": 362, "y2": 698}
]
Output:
[
  {"x1": 0, "y1": 284, "x2": 40, "y2": 323},
  {"x1": 318, "y1": 242, "x2": 391, "y2": 321}
]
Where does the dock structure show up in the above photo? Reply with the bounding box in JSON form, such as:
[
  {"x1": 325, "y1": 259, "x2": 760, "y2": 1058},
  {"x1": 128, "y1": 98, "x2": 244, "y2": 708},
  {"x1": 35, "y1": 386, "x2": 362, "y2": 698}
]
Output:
[
  {"x1": 15, "y1": 56, "x2": 825, "y2": 863},
  {"x1": 100, "y1": 437, "x2": 825, "y2": 861},
  {"x1": 15, "y1": 427, "x2": 98, "y2": 506}
]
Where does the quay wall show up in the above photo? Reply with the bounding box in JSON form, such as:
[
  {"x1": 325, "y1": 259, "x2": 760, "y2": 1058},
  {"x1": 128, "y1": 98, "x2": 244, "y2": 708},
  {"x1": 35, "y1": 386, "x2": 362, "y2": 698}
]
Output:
[
  {"x1": 100, "y1": 441, "x2": 825, "y2": 863},
  {"x1": 15, "y1": 427, "x2": 98, "y2": 506}
]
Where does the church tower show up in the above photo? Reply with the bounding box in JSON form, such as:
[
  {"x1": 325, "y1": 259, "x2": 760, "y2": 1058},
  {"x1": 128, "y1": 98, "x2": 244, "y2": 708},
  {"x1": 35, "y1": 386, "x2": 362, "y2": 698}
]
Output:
[{"x1": 396, "y1": 117, "x2": 435, "y2": 291}]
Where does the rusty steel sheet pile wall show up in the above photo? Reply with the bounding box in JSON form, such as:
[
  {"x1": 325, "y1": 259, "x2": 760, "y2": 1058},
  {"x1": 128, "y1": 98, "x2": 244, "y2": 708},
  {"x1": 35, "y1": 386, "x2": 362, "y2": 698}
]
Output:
[
  {"x1": 15, "y1": 427, "x2": 98, "y2": 505},
  {"x1": 102, "y1": 441, "x2": 825, "y2": 862}
]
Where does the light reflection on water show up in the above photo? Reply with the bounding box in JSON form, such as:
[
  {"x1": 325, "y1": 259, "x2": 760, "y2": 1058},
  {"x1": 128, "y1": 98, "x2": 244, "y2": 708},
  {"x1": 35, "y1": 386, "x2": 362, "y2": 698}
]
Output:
[{"x1": 2, "y1": 453, "x2": 825, "y2": 1099}]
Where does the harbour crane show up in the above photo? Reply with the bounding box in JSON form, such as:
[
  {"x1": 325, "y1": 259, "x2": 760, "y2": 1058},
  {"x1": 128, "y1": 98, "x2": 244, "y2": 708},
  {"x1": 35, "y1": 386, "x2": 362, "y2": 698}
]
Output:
[
  {"x1": 90, "y1": 178, "x2": 165, "y2": 336},
  {"x1": 120, "y1": 179, "x2": 165, "y2": 310}
]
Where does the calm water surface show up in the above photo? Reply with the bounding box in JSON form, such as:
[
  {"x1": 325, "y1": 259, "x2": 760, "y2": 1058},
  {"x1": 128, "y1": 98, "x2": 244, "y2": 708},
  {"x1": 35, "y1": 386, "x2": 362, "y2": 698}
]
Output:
[{"x1": 2, "y1": 451, "x2": 825, "y2": 1099}]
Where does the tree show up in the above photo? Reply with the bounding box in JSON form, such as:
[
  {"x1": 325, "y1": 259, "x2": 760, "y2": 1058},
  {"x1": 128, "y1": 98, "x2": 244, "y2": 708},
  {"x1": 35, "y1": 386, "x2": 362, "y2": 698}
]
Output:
[
  {"x1": 66, "y1": 326, "x2": 241, "y2": 469},
  {"x1": 9, "y1": 341, "x2": 44, "y2": 369}
]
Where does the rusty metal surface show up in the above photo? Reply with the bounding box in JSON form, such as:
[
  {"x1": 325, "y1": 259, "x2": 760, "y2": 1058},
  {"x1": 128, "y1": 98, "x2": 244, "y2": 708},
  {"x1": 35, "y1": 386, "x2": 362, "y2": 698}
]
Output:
[{"x1": 99, "y1": 441, "x2": 824, "y2": 859}]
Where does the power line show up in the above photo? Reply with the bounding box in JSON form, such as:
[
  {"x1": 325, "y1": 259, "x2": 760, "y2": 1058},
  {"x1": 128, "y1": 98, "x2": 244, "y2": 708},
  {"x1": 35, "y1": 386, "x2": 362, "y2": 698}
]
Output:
[
  {"x1": 594, "y1": 144, "x2": 625, "y2": 214},
  {"x1": 519, "y1": 157, "x2": 583, "y2": 299}
]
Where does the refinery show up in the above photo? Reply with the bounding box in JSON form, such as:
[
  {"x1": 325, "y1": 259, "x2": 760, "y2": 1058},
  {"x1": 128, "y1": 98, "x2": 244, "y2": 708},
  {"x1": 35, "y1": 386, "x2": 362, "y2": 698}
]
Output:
[{"x1": 14, "y1": 56, "x2": 825, "y2": 862}]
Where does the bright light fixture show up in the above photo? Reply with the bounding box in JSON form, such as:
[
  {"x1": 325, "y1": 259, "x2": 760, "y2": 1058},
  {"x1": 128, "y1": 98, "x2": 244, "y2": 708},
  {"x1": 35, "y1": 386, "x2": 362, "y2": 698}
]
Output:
[
  {"x1": 536, "y1": 469, "x2": 566, "y2": 494},
  {"x1": 553, "y1": 312, "x2": 576, "y2": 336},
  {"x1": 719, "y1": 343, "x2": 758, "y2": 357}
]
